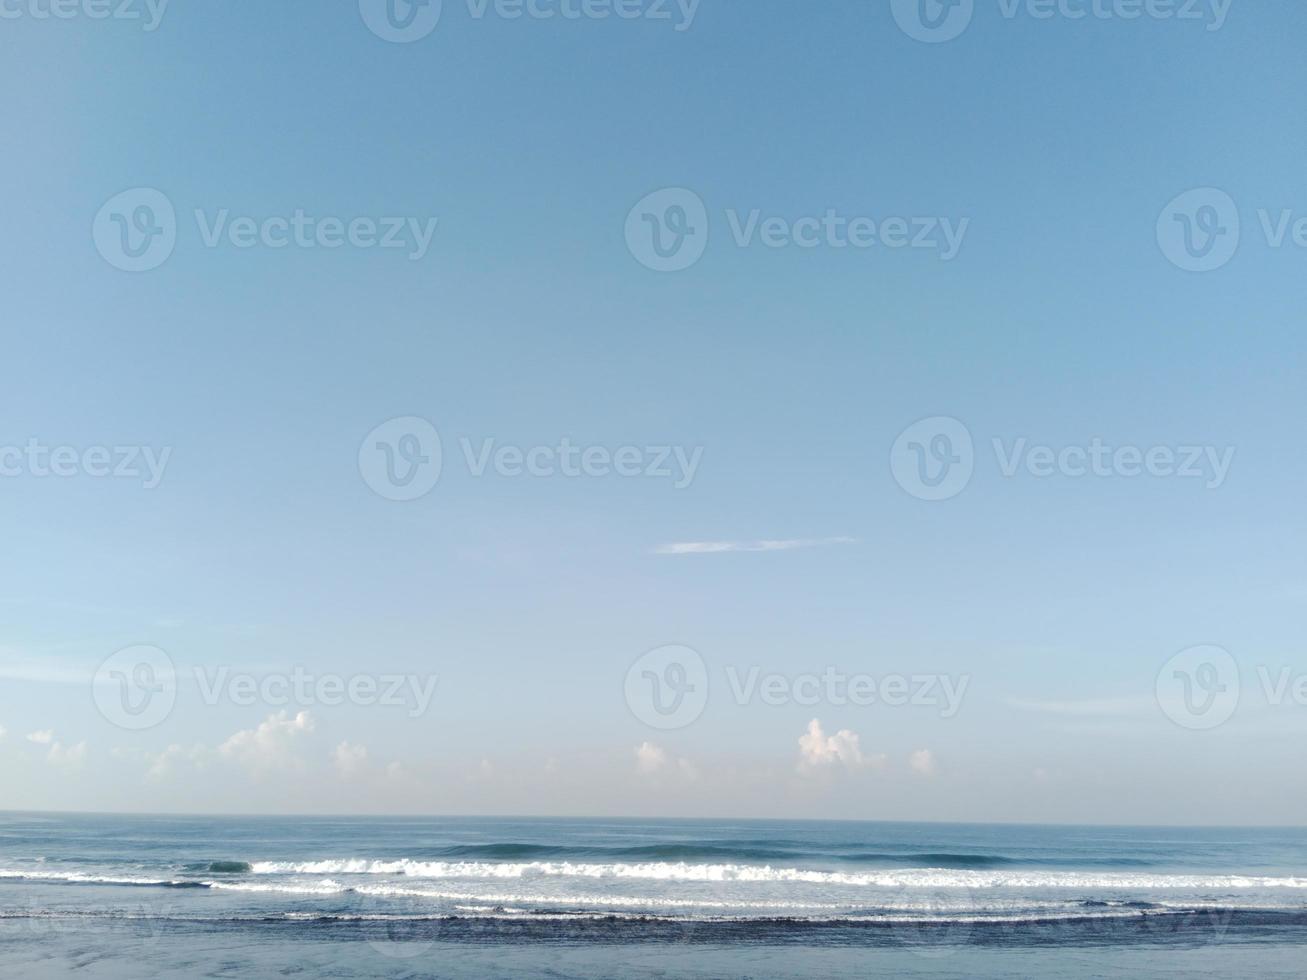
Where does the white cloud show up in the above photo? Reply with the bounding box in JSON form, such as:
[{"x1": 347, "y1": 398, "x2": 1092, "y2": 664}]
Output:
[
  {"x1": 146, "y1": 744, "x2": 208, "y2": 781},
  {"x1": 654, "y1": 537, "x2": 855, "y2": 556},
  {"x1": 635, "y1": 741, "x2": 668, "y2": 774},
  {"x1": 634, "y1": 742, "x2": 699, "y2": 781},
  {"x1": 797, "y1": 719, "x2": 883, "y2": 772},
  {"x1": 333, "y1": 741, "x2": 369, "y2": 778},
  {"x1": 0, "y1": 724, "x2": 6, "y2": 739},
  {"x1": 909, "y1": 749, "x2": 937, "y2": 777},
  {"x1": 219, "y1": 710, "x2": 315, "y2": 773},
  {"x1": 23, "y1": 729, "x2": 87, "y2": 767},
  {"x1": 384, "y1": 761, "x2": 406, "y2": 781},
  {"x1": 44, "y1": 738, "x2": 88, "y2": 769}
]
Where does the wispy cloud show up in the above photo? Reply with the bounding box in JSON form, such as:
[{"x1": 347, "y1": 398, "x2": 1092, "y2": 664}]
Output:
[
  {"x1": 333, "y1": 741, "x2": 369, "y2": 778},
  {"x1": 0, "y1": 649, "x2": 94, "y2": 686},
  {"x1": 24, "y1": 730, "x2": 86, "y2": 768},
  {"x1": 909, "y1": 749, "x2": 938, "y2": 777},
  {"x1": 146, "y1": 744, "x2": 209, "y2": 781},
  {"x1": 654, "y1": 537, "x2": 855, "y2": 556},
  {"x1": 635, "y1": 741, "x2": 668, "y2": 774},
  {"x1": 47, "y1": 740, "x2": 88, "y2": 769},
  {"x1": 634, "y1": 742, "x2": 699, "y2": 781}
]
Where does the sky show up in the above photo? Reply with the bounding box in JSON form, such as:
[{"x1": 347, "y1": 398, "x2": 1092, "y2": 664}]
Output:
[{"x1": 1, "y1": 0, "x2": 1306, "y2": 824}]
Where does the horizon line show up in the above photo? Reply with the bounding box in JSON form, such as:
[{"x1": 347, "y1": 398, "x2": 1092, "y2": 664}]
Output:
[{"x1": 3, "y1": 808, "x2": 1303, "y2": 831}]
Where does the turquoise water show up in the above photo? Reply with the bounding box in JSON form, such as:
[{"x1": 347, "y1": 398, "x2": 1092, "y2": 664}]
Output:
[{"x1": 3, "y1": 812, "x2": 1306, "y2": 977}]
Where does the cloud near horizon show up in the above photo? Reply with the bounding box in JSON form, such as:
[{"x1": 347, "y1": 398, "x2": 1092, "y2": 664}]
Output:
[
  {"x1": 797, "y1": 719, "x2": 885, "y2": 773},
  {"x1": 218, "y1": 710, "x2": 315, "y2": 774},
  {"x1": 24, "y1": 729, "x2": 86, "y2": 768},
  {"x1": 634, "y1": 742, "x2": 699, "y2": 781},
  {"x1": 333, "y1": 740, "x2": 370, "y2": 778},
  {"x1": 909, "y1": 749, "x2": 937, "y2": 777}
]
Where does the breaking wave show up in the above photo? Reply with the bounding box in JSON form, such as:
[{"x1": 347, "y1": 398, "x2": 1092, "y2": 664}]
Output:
[{"x1": 243, "y1": 860, "x2": 1307, "y2": 890}]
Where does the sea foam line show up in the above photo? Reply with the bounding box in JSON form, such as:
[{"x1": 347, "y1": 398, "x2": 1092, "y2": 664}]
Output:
[
  {"x1": 246, "y1": 860, "x2": 1307, "y2": 890},
  {"x1": 0, "y1": 870, "x2": 203, "y2": 888},
  {"x1": 209, "y1": 879, "x2": 850, "y2": 909}
]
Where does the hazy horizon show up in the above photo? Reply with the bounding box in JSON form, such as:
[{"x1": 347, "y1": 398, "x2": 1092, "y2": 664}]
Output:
[{"x1": 4, "y1": 807, "x2": 1306, "y2": 832}]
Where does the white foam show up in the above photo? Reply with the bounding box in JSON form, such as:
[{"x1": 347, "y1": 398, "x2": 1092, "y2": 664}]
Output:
[
  {"x1": 352, "y1": 883, "x2": 852, "y2": 910},
  {"x1": 205, "y1": 879, "x2": 349, "y2": 896},
  {"x1": 0, "y1": 870, "x2": 188, "y2": 887},
  {"x1": 246, "y1": 860, "x2": 1307, "y2": 890},
  {"x1": 206, "y1": 878, "x2": 850, "y2": 909}
]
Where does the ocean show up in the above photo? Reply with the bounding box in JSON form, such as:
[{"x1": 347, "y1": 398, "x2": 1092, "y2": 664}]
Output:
[{"x1": 2, "y1": 812, "x2": 1305, "y2": 978}]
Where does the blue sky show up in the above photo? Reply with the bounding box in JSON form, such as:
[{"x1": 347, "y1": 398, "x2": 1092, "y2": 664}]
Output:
[{"x1": 2, "y1": 1, "x2": 1306, "y2": 823}]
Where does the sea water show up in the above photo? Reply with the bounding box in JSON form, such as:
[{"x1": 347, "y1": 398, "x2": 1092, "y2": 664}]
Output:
[{"x1": 2, "y1": 812, "x2": 1305, "y2": 977}]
